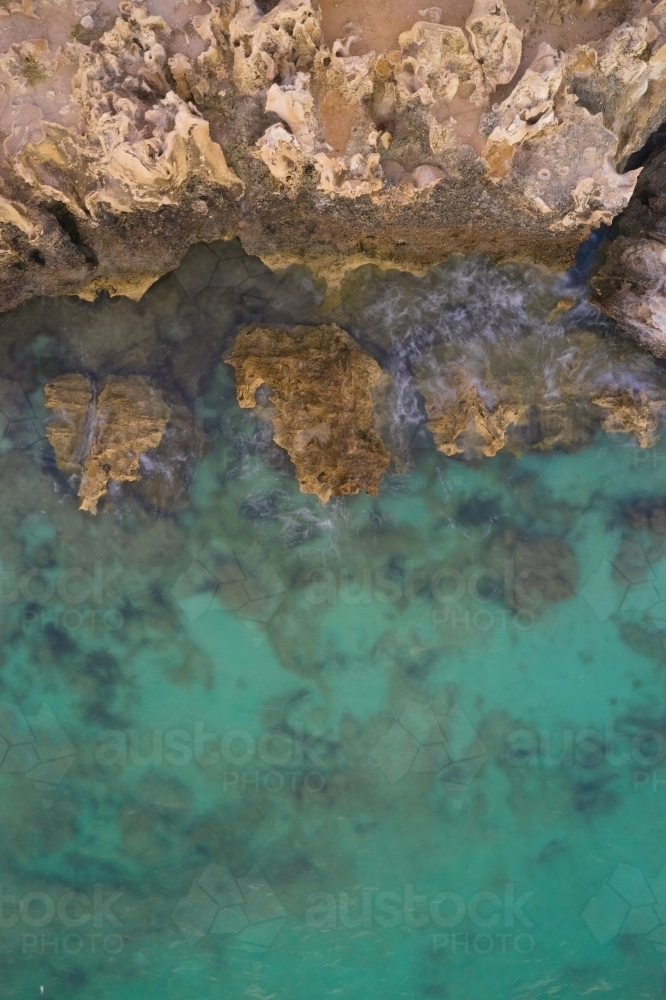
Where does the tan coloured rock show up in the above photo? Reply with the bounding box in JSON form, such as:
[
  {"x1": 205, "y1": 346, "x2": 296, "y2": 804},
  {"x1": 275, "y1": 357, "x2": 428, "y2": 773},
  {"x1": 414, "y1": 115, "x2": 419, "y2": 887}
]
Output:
[
  {"x1": 394, "y1": 21, "x2": 485, "y2": 107},
  {"x1": 423, "y1": 375, "x2": 523, "y2": 457},
  {"x1": 465, "y1": 0, "x2": 522, "y2": 92},
  {"x1": 416, "y1": 341, "x2": 666, "y2": 459},
  {"x1": 6, "y1": 3, "x2": 243, "y2": 223},
  {"x1": 43, "y1": 372, "x2": 92, "y2": 473},
  {"x1": 0, "y1": 0, "x2": 663, "y2": 307},
  {"x1": 592, "y1": 389, "x2": 666, "y2": 448},
  {"x1": 45, "y1": 373, "x2": 170, "y2": 513},
  {"x1": 564, "y1": 6, "x2": 666, "y2": 165},
  {"x1": 225, "y1": 323, "x2": 390, "y2": 502}
]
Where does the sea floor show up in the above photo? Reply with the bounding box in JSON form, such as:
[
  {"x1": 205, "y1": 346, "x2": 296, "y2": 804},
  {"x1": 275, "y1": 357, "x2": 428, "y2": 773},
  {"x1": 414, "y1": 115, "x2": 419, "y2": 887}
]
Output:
[{"x1": 1, "y1": 244, "x2": 666, "y2": 999}]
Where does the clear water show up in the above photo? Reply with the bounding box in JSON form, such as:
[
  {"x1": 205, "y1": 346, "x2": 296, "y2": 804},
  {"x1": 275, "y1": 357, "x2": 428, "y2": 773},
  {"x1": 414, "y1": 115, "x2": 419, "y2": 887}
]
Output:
[{"x1": 2, "y1": 242, "x2": 666, "y2": 999}]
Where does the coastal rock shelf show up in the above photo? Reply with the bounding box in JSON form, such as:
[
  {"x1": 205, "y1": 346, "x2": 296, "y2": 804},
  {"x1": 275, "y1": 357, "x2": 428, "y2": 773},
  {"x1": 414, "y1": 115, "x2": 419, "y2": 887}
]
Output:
[
  {"x1": 4, "y1": 243, "x2": 662, "y2": 510},
  {"x1": 2, "y1": 199, "x2": 666, "y2": 1000},
  {"x1": 0, "y1": 0, "x2": 665, "y2": 311}
]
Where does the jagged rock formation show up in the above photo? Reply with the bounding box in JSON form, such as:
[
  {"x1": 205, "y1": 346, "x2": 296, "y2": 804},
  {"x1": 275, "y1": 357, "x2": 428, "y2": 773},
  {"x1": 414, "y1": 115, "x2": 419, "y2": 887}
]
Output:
[
  {"x1": 225, "y1": 323, "x2": 389, "y2": 501},
  {"x1": 592, "y1": 138, "x2": 666, "y2": 356},
  {"x1": 422, "y1": 375, "x2": 523, "y2": 457},
  {"x1": 592, "y1": 388, "x2": 665, "y2": 446},
  {"x1": 44, "y1": 373, "x2": 170, "y2": 512},
  {"x1": 415, "y1": 350, "x2": 666, "y2": 458},
  {"x1": 0, "y1": 0, "x2": 665, "y2": 309}
]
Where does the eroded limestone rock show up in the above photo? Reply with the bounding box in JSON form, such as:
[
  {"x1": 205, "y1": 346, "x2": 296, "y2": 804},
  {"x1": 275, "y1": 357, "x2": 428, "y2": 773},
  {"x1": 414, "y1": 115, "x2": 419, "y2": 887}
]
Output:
[
  {"x1": 225, "y1": 323, "x2": 389, "y2": 501},
  {"x1": 592, "y1": 137, "x2": 666, "y2": 356},
  {"x1": 422, "y1": 375, "x2": 523, "y2": 457},
  {"x1": 45, "y1": 373, "x2": 170, "y2": 512},
  {"x1": 42, "y1": 372, "x2": 92, "y2": 473},
  {"x1": 415, "y1": 344, "x2": 666, "y2": 459},
  {"x1": 592, "y1": 388, "x2": 665, "y2": 447},
  {"x1": 0, "y1": 0, "x2": 662, "y2": 308}
]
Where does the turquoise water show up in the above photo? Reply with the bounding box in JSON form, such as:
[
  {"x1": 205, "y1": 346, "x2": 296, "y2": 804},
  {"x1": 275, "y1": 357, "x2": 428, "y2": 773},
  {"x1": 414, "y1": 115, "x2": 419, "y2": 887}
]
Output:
[{"x1": 1, "y1": 244, "x2": 666, "y2": 998}]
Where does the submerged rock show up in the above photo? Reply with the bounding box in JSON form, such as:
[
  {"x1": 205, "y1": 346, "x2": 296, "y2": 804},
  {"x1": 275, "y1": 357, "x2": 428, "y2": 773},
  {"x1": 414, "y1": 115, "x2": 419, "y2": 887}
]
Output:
[
  {"x1": 592, "y1": 388, "x2": 665, "y2": 448},
  {"x1": 45, "y1": 374, "x2": 170, "y2": 513},
  {"x1": 0, "y1": 0, "x2": 663, "y2": 308},
  {"x1": 486, "y1": 530, "x2": 579, "y2": 615},
  {"x1": 414, "y1": 329, "x2": 666, "y2": 459},
  {"x1": 624, "y1": 497, "x2": 666, "y2": 536},
  {"x1": 421, "y1": 374, "x2": 523, "y2": 457},
  {"x1": 225, "y1": 323, "x2": 389, "y2": 501}
]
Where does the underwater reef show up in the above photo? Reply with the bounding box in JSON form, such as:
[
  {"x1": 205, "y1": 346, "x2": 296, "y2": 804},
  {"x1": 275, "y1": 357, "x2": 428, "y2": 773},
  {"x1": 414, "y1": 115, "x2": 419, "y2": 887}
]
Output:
[{"x1": 0, "y1": 0, "x2": 665, "y2": 312}]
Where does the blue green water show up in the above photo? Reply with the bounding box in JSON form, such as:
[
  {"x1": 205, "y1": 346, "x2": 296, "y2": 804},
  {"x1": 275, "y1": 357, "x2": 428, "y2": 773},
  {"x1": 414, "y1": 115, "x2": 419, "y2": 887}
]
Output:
[{"x1": 1, "y1": 243, "x2": 666, "y2": 998}]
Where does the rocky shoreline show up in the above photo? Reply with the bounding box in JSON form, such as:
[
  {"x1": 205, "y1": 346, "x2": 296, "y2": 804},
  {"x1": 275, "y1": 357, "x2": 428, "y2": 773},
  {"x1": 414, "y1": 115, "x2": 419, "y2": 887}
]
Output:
[
  {"x1": 0, "y1": 0, "x2": 665, "y2": 314},
  {"x1": 591, "y1": 133, "x2": 666, "y2": 356}
]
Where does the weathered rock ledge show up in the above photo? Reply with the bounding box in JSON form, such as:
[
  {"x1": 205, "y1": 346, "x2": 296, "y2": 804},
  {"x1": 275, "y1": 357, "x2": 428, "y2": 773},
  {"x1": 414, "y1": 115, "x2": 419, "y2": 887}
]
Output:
[
  {"x1": 0, "y1": 0, "x2": 665, "y2": 310},
  {"x1": 592, "y1": 136, "x2": 666, "y2": 355}
]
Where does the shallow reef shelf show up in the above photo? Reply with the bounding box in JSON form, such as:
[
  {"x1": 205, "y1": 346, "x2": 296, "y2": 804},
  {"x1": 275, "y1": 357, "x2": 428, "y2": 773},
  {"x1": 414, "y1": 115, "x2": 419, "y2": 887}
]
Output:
[{"x1": 1, "y1": 243, "x2": 666, "y2": 999}]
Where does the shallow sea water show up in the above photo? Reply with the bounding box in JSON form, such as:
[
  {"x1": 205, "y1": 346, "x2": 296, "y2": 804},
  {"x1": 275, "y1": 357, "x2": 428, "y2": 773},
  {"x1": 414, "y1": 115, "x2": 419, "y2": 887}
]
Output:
[{"x1": 1, "y1": 242, "x2": 666, "y2": 999}]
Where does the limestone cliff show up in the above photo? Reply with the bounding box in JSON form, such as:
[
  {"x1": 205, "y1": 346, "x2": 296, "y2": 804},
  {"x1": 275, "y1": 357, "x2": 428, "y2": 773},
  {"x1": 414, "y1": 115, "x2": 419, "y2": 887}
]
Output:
[
  {"x1": 0, "y1": 0, "x2": 664, "y2": 309},
  {"x1": 225, "y1": 323, "x2": 389, "y2": 501}
]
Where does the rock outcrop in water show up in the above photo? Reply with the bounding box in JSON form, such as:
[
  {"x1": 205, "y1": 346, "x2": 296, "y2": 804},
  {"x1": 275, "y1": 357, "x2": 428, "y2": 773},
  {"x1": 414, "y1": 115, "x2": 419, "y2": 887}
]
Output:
[
  {"x1": 45, "y1": 373, "x2": 170, "y2": 512},
  {"x1": 414, "y1": 341, "x2": 666, "y2": 458},
  {"x1": 420, "y1": 374, "x2": 523, "y2": 458},
  {"x1": 0, "y1": 0, "x2": 665, "y2": 309},
  {"x1": 225, "y1": 323, "x2": 389, "y2": 501}
]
